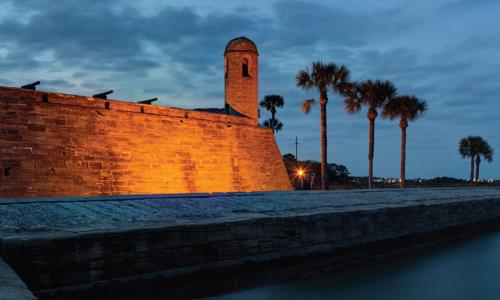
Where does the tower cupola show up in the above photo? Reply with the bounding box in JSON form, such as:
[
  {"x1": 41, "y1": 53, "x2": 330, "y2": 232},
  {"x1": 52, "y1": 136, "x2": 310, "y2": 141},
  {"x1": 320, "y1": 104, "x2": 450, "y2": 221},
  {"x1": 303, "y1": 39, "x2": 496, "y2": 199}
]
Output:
[{"x1": 224, "y1": 37, "x2": 259, "y2": 123}]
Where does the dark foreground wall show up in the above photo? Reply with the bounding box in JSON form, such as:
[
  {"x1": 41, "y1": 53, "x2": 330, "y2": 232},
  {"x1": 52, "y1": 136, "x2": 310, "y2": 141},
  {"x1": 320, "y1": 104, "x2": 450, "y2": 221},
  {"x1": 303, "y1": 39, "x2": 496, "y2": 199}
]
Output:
[
  {"x1": 0, "y1": 86, "x2": 291, "y2": 197},
  {"x1": 0, "y1": 257, "x2": 36, "y2": 300},
  {"x1": 2, "y1": 193, "x2": 500, "y2": 299}
]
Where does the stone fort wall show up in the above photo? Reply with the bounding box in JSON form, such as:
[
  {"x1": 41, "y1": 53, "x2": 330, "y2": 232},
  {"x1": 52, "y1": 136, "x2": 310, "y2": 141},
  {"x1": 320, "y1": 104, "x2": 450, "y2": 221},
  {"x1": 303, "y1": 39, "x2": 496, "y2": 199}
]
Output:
[{"x1": 0, "y1": 86, "x2": 292, "y2": 197}]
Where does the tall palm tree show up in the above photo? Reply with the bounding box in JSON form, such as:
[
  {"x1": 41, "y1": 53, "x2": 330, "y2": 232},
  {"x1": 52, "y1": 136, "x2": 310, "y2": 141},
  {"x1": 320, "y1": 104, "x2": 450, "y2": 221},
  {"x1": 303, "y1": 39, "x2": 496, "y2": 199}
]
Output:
[
  {"x1": 345, "y1": 80, "x2": 397, "y2": 189},
  {"x1": 263, "y1": 118, "x2": 284, "y2": 133},
  {"x1": 259, "y1": 95, "x2": 284, "y2": 134},
  {"x1": 296, "y1": 61, "x2": 351, "y2": 190},
  {"x1": 382, "y1": 95, "x2": 427, "y2": 188},
  {"x1": 459, "y1": 136, "x2": 482, "y2": 184},
  {"x1": 474, "y1": 137, "x2": 493, "y2": 183}
]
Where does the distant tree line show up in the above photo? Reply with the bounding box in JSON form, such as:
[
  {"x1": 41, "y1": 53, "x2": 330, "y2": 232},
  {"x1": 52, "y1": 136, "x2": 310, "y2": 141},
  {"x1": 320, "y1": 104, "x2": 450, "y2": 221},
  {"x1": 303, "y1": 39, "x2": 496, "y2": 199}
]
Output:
[{"x1": 283, "y1": 153, "x2": 350, "y2": 189}]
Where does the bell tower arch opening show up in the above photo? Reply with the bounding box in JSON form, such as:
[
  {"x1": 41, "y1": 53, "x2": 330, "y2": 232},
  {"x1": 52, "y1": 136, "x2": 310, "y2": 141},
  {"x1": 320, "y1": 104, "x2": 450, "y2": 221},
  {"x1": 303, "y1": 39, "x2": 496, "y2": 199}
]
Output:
[{"x1": 242, "y1": 58, "x2": 250, "y2": 77}]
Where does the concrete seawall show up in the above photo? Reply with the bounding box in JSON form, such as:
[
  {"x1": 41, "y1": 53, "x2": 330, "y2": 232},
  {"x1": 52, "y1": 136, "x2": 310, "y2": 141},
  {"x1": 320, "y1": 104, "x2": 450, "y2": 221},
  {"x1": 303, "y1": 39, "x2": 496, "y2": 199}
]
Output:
[
  {"x1": 1, "y1": 187, "x2": 500, "y2": 299},
  {"x1": 0, "y1": 257, "x2": 37, "y2": 300}
]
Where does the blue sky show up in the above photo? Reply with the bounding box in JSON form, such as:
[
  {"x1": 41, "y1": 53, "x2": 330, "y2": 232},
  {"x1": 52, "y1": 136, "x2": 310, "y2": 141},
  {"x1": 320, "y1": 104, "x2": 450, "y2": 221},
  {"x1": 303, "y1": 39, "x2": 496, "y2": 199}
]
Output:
[{"x1": 0, "y1": 0, "x2": 499, "y2": 179}]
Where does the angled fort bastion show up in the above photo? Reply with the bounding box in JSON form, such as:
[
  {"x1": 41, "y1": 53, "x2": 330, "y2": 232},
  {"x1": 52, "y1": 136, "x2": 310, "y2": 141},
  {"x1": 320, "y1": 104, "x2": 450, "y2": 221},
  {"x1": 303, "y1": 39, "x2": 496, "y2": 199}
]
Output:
[{"x1": 0, "y1": 37, "x2": 291, "y2": 197}]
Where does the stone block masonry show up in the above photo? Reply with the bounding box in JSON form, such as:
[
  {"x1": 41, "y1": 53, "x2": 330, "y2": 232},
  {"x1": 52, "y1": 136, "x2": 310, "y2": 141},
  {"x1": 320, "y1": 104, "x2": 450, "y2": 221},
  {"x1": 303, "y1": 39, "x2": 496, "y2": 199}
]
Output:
[
  {"x1": 1, "y1": 188, "x2": 500, "y2": 299},
  {"x1": 0, "y1": 86, "x2": 292, "y2": 197}
]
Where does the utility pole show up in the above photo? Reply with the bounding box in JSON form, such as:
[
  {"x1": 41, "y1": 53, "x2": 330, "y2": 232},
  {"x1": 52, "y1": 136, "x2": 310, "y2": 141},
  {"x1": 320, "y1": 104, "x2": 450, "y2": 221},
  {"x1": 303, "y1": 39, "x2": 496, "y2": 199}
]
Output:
[{"x1": 295, "y1": 136, "x2": 298, "y2": 161}]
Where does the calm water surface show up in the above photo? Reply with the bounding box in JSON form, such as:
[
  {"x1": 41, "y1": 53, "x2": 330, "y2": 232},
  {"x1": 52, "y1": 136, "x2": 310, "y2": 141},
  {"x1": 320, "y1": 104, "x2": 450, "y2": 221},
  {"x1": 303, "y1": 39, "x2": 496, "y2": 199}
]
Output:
[{"x1": 213, "y1": 230, "x2": 500, "y2": 300}]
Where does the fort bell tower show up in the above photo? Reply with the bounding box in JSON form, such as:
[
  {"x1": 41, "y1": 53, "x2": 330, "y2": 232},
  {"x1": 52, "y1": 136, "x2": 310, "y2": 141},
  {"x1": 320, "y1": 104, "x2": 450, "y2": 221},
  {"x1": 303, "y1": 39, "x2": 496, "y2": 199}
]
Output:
[{"x1": 224, "y1": 37, "x2": 259, "y2": 124}]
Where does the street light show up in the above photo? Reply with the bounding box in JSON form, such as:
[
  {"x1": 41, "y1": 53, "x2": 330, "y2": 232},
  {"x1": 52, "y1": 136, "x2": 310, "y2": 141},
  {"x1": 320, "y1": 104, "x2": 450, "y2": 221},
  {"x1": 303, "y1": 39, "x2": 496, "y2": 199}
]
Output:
[{"x1": 296, "y1": 168, "x2": 305, "y2": 190}]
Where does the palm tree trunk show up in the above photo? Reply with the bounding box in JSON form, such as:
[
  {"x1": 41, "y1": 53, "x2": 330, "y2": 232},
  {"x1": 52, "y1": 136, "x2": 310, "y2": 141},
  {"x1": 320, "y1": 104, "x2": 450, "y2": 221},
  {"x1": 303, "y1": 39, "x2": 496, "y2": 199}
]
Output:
[
  {"x1": 475, "y1": 155, "x2": 481, "y2": 184},
  {"x1": 320, "y1": 101, "x2": 328, "y2": 190},
  {"x1": 400, "y1": 120, "x2": 408, "y2": 188},
  {"x1": 470, "y1": 156, "x2": 475, "y2": 186},
  {"x1": 367, "y1": 109, "x2": 377, "y2": 189},
  {"x1": 271, "y1": 108, "x2": 276, "y2": 134}
]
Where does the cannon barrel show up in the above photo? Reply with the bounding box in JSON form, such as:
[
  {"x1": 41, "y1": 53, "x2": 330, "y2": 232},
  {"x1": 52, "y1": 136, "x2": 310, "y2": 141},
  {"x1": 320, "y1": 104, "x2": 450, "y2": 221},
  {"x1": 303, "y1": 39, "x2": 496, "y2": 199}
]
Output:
[
  {"x1": 137, "y1": 98, "x2": 158, "y2": 105},
  {"x1": 21, "y1": 81, "x2": 41, "y2": 90},
  {"x1": 92, "y1": 90, "x2": 114, "y2": 99}
]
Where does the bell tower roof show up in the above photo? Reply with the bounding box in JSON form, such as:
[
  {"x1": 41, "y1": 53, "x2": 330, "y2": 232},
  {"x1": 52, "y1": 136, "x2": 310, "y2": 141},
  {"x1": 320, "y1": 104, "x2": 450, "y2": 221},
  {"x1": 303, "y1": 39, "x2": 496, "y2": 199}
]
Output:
[{"x1": 224, "y1": 36, "x2": 258, "y2": 55}]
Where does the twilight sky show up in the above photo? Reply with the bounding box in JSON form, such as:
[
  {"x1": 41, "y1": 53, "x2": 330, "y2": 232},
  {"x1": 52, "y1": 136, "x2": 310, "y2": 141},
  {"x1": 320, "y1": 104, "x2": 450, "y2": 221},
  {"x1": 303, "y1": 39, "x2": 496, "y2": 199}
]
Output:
[{"x1": 1, "y1": 0, "x2": 499, "y2": 179}]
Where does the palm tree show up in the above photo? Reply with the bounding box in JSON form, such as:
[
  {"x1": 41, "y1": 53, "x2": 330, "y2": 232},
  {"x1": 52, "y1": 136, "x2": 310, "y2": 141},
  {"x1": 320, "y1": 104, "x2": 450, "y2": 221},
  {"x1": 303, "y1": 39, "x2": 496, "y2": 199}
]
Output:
[
  {"x1": 296, "y1": 61, "x2": 352, "y2": 190},
  {"x1": 459, "y1": 136, "x2": 481, "y2": 184},
  {"x1": 345, "y1": 80, "x2": 397, "y2": 189},
  {"x1": 263, "y1": 118, "x2": 284, "y2": 133},
  {"x1": 474, "y1": 137, "x2": 493, "y2": 183},
  {"x1": 382, "y1": 95, "x2": 427, "y2": 188},
  {"x1": 259, "y1": 95, "x2": 284, "y2": 134}
]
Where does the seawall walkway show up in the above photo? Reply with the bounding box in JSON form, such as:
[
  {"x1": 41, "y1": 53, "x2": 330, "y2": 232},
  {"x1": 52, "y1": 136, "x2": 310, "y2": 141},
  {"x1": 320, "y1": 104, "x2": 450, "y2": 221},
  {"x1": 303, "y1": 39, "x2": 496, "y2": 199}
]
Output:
[{"x1": 1, "y1": 187, "x2": 500, "y2": 299}]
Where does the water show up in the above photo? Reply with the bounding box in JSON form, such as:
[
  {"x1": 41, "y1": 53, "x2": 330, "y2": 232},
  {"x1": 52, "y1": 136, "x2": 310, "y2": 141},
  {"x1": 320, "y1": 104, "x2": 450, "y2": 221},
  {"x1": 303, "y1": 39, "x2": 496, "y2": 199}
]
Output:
[{"x1": 214, "y1": 230, "x2": 500, "y2": 300}]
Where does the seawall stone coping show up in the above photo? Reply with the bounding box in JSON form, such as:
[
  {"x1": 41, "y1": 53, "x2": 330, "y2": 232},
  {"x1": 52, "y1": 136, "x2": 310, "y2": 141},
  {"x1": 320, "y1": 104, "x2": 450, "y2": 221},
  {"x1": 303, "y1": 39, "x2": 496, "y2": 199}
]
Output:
[
  {"x1": 0, "y1": 257, "x2": 37, "y2": 300},
  {"x1": 1, "y1": 187, "x2": 499, "y2": 242}
]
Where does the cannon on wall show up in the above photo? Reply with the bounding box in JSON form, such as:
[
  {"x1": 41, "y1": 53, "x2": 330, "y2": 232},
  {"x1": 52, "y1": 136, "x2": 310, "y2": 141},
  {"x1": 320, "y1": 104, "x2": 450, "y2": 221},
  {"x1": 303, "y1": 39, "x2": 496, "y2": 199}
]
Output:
[
  {"x1": 137, "y1": 98, "x2": 158, "y2": 105},
  {"x1": 21, "y1": 81, "x2": 41, "y2": 90},
  {"x1": 92, "y1": 90, "x2": 114, "y2": 99}
]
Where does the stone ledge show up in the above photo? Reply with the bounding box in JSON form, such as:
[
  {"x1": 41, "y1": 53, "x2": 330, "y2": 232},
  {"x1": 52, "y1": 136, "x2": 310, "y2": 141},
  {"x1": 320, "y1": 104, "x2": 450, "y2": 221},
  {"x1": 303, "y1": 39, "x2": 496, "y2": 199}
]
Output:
[
  {"x1": 31, "y1": 217, "x2": 500, "y2": 299},
  {"x1": 0, "y1": 257, "x2": 37, "y2": 300}
]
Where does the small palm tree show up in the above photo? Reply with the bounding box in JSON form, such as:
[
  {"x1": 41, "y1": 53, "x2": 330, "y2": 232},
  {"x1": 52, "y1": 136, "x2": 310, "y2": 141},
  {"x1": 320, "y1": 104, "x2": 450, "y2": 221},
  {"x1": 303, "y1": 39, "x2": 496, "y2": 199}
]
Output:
[
  {"x1": 459, "y1": 136, "x2": 482, "y2": 184},
  {"x1": 382, "y1": 95, "x2": 427, "y2": 188},
  {"x1": 345, "y1": 80, "x2": 397, "y2": 189},
  {"x1": 296, "y1": 61, "x2": 352, "y2": 190},
  {"x1": 474, "y1": 137, "x2": 493, "y2": 183},
  {"x1": 263, "y1": 118, "x2": 284, "y2": 133},
  {"x1": 259, "y1": 95, "x2": 284, "y2": 134}
]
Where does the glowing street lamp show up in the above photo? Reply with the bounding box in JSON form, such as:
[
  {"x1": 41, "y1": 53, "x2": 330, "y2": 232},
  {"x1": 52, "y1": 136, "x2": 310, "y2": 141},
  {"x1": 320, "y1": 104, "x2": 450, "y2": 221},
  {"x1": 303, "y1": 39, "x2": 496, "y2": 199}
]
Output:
[{"x1": 296, "y1": 168, "x2": 305, "y2": 190}]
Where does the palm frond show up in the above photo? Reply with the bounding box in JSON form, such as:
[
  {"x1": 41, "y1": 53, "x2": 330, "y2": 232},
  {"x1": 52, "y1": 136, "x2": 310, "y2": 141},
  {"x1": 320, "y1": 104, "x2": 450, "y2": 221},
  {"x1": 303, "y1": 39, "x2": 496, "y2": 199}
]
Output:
[
  {"x1": 301, "y1": 99, "x2": 315, "y2": 114},
  {"x1": 260, "y1": 95, "x2": 285, "y2": 111},
  {"x1": 263, "y1": 118, "x2": 284, "y2": 133},
  {"x1": 296, "y1": 69, "x2": 313, "y2": 90},
  {"x1": 459, "y1": 135, "x2": 486, "y2": 158},
  {"x1": 476, "y1": 137, "x2": 494, "y2": 162},
  {"x1": 345, "y1": 79, "x2": 397, "y2": 115},
  {"x1": 382, "y1": 95, "x2": 427, "y2": 121},
  {"x1": 459, "y1": 136, "x2": 472, "y2": 158},
  {"x1": 311, "y1": 61, "x2": 334, "y2": 92},
  {"x1": 331, "y1": 65, "x2": 352, "y2": 96},
  {"x1": 343, "y1": 82, "x2": 361, "y2": 114}
]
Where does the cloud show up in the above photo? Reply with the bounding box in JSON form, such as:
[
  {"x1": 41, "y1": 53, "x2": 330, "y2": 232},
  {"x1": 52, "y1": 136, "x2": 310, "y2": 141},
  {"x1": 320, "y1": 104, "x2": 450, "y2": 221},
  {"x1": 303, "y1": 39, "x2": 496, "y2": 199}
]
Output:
[
  {"x1": 267, "y1": 1, "x2": 415, "y2": 50},
  {"x1": 0, "y1": 78, "x2": 13, "y2": 85},
  {"x1": 0, "y1": 0, "x2": 498, "y2": 179},
  {"x1": 440, "y1": 0, "x2": 500, "y2": 12},
  {"x1": 39, "y1": 79, "x2": 76, "y2": 89}
]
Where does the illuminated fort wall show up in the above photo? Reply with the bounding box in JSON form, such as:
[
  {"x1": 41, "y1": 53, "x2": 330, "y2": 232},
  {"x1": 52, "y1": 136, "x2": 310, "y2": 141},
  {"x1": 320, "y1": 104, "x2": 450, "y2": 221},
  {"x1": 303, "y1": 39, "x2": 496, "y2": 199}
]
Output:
[{"x1": 0, "y1": 87, "x2": 292, "y2": 197}]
